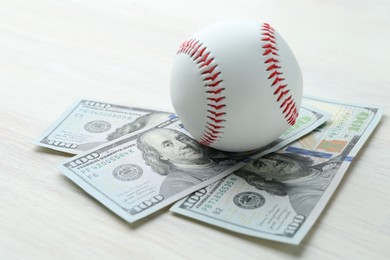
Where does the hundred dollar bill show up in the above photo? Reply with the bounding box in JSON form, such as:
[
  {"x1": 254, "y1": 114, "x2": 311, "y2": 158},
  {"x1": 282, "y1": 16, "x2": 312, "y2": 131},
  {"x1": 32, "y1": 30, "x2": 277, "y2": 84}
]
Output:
[
  {"x1": 58, "y1": 104, "x2": 329, "y2": 223},
  {"x1": 170, "y1": 96, "x2": 383, "y2": 245},
  {"x1": 34, "y1": 99, "x2": 174, "y2": 154}
]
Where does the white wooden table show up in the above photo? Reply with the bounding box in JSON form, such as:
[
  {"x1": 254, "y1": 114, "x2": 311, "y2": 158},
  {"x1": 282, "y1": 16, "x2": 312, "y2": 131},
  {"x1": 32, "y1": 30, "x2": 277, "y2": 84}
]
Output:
[{"x1": 1, "y1": 0, "x2": 389, "y2": 259}]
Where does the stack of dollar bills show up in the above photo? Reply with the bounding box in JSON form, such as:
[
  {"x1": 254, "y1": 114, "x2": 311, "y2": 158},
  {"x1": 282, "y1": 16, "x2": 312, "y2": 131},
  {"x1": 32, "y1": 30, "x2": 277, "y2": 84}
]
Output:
[{"x1": 34, "y1": 96, "x2": 383, "y2": 245}]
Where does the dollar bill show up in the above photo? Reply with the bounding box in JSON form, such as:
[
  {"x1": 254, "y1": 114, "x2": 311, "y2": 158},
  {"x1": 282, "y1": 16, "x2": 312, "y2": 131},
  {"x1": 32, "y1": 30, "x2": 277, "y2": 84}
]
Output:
[
  {"x1": 34, "y1": 99, "x2": 174, "y2": 154},
  {"x1": 170, "y1": 96, "x2": 383, "y2": 244},
  {"x1": 58, "y1": 103, "x2": 329, "y2": 223}
]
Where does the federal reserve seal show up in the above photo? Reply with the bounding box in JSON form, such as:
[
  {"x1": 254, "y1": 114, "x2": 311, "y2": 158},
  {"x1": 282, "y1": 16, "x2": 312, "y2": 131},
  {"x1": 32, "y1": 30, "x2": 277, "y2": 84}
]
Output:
[
  {"x1": 113, "y1": 164, "x2": 143, "y2": 181},
  {"x1": 84, "y1": 120, "x2": 111, "y2": 133},
  {"x1": 233, "y1": 192, "x2": 265, "y2": 209}
]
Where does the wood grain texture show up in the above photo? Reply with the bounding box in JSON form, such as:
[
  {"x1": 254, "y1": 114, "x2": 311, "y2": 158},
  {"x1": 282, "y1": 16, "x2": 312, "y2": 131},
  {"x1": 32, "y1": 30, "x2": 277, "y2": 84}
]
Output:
[{"x1": 0, "y1": 0, "x2": 389, "y2": 259}]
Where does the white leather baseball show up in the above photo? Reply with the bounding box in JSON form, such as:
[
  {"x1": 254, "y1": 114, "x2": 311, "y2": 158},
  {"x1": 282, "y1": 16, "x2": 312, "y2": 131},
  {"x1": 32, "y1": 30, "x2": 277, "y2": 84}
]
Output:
[{"x1": 170, "y1": 20, "x2": 303, "y2": 152}]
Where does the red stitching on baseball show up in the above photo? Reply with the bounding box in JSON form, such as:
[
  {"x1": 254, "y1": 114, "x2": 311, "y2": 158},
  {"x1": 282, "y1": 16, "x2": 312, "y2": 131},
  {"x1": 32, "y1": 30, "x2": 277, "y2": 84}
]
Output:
[
  {"x1": 208, "y1": 111, "x2": 226, "y2": 117},
  {"x1": 282, "y1": 98, "x2": 294, "y2": 113},
  {"x1": 207, "y1": 97, "x2": 225, "y2": 103},
  {"x1": 279, "y1": 95, "x2": 292, "y2": 108},
  {"x1": 266, "y1": 64, "x2": 281, "y2": 71},
  {"x1": 261, "y1": 23, "x2": 299, "y2": 125},
  {"x1": 205, "y1": 126, "x2": 223, "y2": 135},
  {"x1": 268, "y1": 70, "x2": 282, "y2": 79},
  {"x1": 271, "y1": 76, "x2": 285, "y2": 86},
  {"x1": 211, "y1": 122, "x2": 224, "y2": 127},
  {"x1": 207, "y1": 88, "x2": 224, "y2": 94},
  {"x1": 201, "y1": 65, "x2": 218, "y2": 75},
  {"x1": 207, "y1": 80, "x2": 223, "y2": 87},
  {"x1": 274, "y1": 84, "x2": 287, "y2": 95},
  {"x1": 265, "y1": 58, "x2": 279, "y2": 63},
  {"x1": 277, "y1": 90, "x2": 290, "y2": 102},
  {"x1": 207, "y1": 116, "x2": 225, "y2": 123},
  {"x1": 176, "y1": 39, "x2": 226, "y2": 146},
  {"x1": 208, "y1": 104, "x2": 225, "y2": 110},
  {"x1": 204, "y1": 71, "x2": 221, "y2": 81}
]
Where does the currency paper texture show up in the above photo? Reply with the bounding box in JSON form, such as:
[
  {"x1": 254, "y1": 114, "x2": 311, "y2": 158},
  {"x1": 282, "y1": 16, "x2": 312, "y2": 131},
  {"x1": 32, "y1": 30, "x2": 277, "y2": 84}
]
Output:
[
  {"x1": 34, "y1": 100, "x2": 174, "y2": 154},
  {"x1": 170, "y1": 97, "x2": 383, "y2": 245},
  {"x1": 58, "y1": 103, "x2": 328, "y2": 223}
]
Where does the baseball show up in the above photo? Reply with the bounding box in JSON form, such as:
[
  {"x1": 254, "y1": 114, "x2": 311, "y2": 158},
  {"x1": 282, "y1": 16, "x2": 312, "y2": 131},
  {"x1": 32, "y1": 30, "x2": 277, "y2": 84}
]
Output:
[{"x1": 170, "y1": 20, "x2": 303, "y2": 152}]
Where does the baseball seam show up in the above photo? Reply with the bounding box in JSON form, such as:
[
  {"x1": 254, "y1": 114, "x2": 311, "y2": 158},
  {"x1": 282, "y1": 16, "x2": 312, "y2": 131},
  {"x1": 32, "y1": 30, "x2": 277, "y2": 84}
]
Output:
[
  {"x1": 261, "y1": 23, "x2": 299, "y2": 125},
  {"x1": 177, "y1": 39, "x2": 226, "y2": 146}
]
